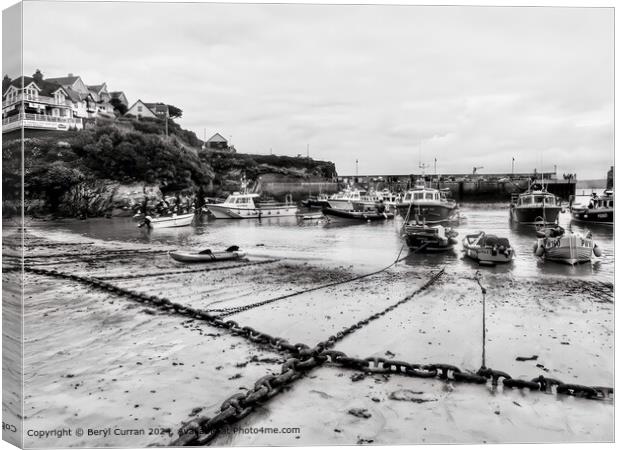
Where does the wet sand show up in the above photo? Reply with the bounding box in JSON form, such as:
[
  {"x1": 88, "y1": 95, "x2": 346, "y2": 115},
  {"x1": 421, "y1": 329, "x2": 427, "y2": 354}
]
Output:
[{"x1": 4, "y1": 226, "x2": 614, "y2": 447}]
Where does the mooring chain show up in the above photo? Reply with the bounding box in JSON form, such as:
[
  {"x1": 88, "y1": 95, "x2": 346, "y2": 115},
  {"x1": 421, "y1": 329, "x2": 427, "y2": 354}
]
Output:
[
  {"x1": 170, "y1": 268, "x2": 446, "y2": 446},
  {"x1": 94, "y1": 259, "x2": 280, "y2": 280},
  {"x1": 20, "y1": 266, "x2": 309, "y2": 359},
  {"x1": 11, "y1": 248, "x2": 170, "y2": 260}
]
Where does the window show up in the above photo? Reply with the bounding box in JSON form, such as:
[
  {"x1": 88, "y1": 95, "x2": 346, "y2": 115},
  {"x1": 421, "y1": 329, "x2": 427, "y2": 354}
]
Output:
[
  {"x1": 534, "y1": 196, "x2": 544, "y2": 204},
  {"x1": 137, "y1": 106, "x2": 143, "y2": 112},
  {"x1": 425, "y1": 193, "x2": 433, "y2": 200}
]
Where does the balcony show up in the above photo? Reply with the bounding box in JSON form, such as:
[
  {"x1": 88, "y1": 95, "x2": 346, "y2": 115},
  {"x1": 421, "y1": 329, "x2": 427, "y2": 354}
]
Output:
[
  {"x1": 2, "y1": 113, "x2": 83, "y2": 132},
  {"x1": 3, "y1": 93, "x2": 70, "y2": 108}
]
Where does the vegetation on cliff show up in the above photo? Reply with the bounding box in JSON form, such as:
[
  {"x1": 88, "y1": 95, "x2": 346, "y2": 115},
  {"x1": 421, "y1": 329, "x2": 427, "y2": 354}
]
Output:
[{"x1": 2, "y1": 117, "x2": 338, "y2": 217}]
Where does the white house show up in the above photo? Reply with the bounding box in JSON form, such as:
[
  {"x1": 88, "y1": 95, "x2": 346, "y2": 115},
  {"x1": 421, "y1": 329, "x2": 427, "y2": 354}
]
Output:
[{"x1": 126, "y1": 100, "x2": 158, "y2": 119}]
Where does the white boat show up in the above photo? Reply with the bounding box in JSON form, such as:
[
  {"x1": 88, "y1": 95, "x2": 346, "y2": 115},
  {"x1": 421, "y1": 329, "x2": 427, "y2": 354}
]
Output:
[
  {"x1": 205, "y1": 192, "x2": 298, "y2": 219},
  {"x1": 139, "y1": 213, "x2": 194, "y2": 229},
  {"x1": 327, "y1": 189, "x2": 367, "y2": 211},
  {"x1": 533, "y1": 227, "x2": 602, "y2": 265},
  {"x1": 463, "y1": 232, "x2": 515, "y2": 265}
]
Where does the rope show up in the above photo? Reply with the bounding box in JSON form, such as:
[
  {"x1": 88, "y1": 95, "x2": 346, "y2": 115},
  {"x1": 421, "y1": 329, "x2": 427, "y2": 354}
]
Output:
[{"x1": 474, "y1": 270, "x2": 487, "y2": 369}]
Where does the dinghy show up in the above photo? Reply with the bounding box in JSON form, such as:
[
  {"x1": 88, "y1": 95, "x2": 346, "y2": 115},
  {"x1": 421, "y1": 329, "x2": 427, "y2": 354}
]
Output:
[
  {"x1": 169, "y1": 246, "x2": 246, "y2": 263},
  {"x1": 138, "y1": 213, "x2": 194, "y2": 229},
  {"x1": 533, "y1": 226, "x2": 602, "y2": 265},
  {"x1": 463, "y1": 232, "x2": 515, "y2": 265},
  {"x1": 323, "y1": 207, "x2": 394, "y2": 222}
]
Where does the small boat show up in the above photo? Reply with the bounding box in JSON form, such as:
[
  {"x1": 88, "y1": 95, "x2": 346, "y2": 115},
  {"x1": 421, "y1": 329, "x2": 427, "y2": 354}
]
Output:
[
  {"x1": 570, "y1": 189, "x2": 613, "y2": 225},
  {"x1": 169, "y1": 246, "x2": 246, "y2": 263},
  {"x1": 327, "y1": 189, "x2": 368, "y2": 211},
  {"x1": 323, "y1": 207, "x2": 394, "y2": 222},
  {"x1": 403, "y1": 222, "x2": 458, "y2": 252},
  {"x1": 296, "y1": 212, "x2": 325, "y2": 220},
  {"x1": 533, "y1": 226, "x2": 602, "y2": 265},
  {"x1": 138, "y1": 213, "x2": 194, "y2": 229},
  {"x1": 463, "y1": 232, "x2": 515, "y2": 265},
  {"x1": 509, "y1": 182, "x2": 561, "y2": 225}
]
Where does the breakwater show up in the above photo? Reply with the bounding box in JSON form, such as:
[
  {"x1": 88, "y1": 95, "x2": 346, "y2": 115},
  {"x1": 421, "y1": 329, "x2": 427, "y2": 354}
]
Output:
[{"x1": 337, "y1": 172, "x2": 576, "y2": 201}]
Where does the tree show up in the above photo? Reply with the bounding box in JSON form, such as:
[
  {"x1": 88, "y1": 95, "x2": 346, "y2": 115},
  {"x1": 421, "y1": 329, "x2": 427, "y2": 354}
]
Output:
[
  {"x1": 110, "y1": 97, "x2": 128, "y2": 115},
  {"x1": 32, "y1": 69, "x2": 43, "y2": 82},
  {"x1": 167, "y1": 104, "x2": 183, "y2": 119}
]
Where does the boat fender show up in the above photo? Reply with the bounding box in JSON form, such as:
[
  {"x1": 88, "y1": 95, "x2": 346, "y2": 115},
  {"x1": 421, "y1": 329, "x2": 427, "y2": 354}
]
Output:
[
  {"x1": 593, "y1": 245, "x2": 603, "y2": 257},
  {"x1": 535, "y1": 244, "x2": 545, "y2": 257},
  {"x1": 226, "y1": 245, "x2": 240, "y2": 252}
]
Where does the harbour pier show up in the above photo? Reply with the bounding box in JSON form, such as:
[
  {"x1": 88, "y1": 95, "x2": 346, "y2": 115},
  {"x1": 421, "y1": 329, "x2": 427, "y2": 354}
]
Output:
[{"x1": 338, "y1": 171, "x2": 577, "y2": 201}]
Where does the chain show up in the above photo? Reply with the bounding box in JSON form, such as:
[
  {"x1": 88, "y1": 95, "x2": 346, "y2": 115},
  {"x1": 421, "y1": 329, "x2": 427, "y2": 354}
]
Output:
[
  {"x1": 13, "y1": 248, "x2": 169, "y2": 259},
  {"x1": 94, "y1": 259, "x2": 280, "y2": 280},
  {"x1": 169, "y1": 268, "x2": 446, "y2": 445},
  {"x1": 22, "y1": 266, "x2": 309, "y2": 358}
]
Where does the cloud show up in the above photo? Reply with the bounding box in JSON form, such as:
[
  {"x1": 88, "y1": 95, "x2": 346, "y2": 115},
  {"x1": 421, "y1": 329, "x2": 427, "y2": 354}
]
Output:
[{"x1": 17, "y1": 2, "x2": 614, "y2": 179}]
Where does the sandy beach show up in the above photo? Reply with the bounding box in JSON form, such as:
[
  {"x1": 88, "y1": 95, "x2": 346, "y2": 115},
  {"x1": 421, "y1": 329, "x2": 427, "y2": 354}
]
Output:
[{"x1": 3, "y1": 219, "x2": 612, "y2": 447}]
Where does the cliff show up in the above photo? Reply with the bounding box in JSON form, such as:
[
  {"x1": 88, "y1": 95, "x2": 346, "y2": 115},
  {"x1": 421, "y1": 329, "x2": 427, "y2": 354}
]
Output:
[{"x1": 2, "y1": 118, "x2": 338, "y2": 217}]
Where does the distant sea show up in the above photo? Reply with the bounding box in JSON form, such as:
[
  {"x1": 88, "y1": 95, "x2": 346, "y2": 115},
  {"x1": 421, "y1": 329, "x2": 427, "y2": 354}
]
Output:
[{"x1": 576, "y1": 179, "x2": 607, "y2": 189}]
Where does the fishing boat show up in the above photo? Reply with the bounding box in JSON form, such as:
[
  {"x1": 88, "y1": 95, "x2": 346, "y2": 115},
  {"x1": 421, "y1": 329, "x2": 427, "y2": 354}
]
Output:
[
  {"x1": 463, "y1": 232, "x2": 515, "y2": 265},
  {"x1": 533, "y1": 226, "x2": 602, "y2": 265},
  {"x1": 323, "y1": 207, "x2": 393, "y2": 222},
  {"x1": 138, "y1": 213, "x2": 194, "y2": 229},
  {"x1": 403, "y1": 222, "x2": 458, "y2": 252},
  {"x1": 509, "y1": 183, "x2": 561, "y2": 225},
  {"x1": 395, "y1": 179, "x2": 458, "y2": 223},
  {"x1": 170, "y1": 246, "x2": 246, "y2": 263},
  {"x1": 570, "y1": 189, "x2": 613, "y2": 225},
  {"x1": 205, "y1": 192, "x2": 298, "y2": 219}
]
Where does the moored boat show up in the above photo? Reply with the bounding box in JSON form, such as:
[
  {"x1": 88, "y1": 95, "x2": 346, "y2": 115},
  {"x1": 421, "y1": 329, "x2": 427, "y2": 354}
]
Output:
[
  {"x1": 570, "y1": 189, "x2": 613, "y2": 225},
  {"x1": 403, "y1": 222, "x2": 458, "y2": 252},
  {"x1": 323, "y1": 207, "x2": 393, "y2": 222},
  {"x1": 205, "y1": 192, "x2": 298, "y2": 219},
  {"x1": 139, "y1": 213, "x2": 195, "y2": 229},
  {"x1": 396, "y1": 180, "x2": 458, "y2": 224},
  {"x1": 510, "y1": 183, "x2": 561, "y2": 225},
  {"x1": 533, "y1": 226, "x2": 602, "y2": 265},
  {"x1": 170, "y1": 246, "x2": 246, "y2": 263},
  {"x1": 463, "y1": 231, "x2": 515, "y2": 265}
]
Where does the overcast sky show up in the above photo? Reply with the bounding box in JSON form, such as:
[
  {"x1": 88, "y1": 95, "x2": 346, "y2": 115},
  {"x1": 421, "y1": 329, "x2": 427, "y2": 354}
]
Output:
[{"x1": 13, "y1": 2, "x2": 614, "y2": 178}]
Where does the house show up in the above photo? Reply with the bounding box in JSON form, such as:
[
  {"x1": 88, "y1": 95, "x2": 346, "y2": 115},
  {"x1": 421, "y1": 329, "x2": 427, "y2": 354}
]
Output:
[
  {"x1": 125, "y1": 100, "x2": 169, "y2": 120},
  {"x1": 47, "y1": 74, "x2": 115, "y2": 119},
  {"x1": 205, "y1": 133, "x2": 228, "y2": 150},
  {"x1": 143, "y1": 102, "x2": 169, "y2": 120},
  {"x1": 125, "y1": 100, "x2": 158, "y2": 119},
  {"x1": 2, "y1": 76, "x2": 83, "y2": 132}
]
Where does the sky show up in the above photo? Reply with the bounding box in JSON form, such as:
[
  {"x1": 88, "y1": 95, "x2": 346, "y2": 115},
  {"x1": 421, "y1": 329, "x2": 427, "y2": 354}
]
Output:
[{"x1": 9, "y1": 1, "x2": 615, "y2": 178}]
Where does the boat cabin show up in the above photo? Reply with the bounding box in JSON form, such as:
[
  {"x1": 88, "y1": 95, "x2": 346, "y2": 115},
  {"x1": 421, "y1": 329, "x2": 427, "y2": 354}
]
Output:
[
  {"x1": 512, "y1": 191, "x2": 559, "y2": 207},
  {"x1": 402, "y1": 188, "x2": 447, "y2": 203},
  {"x1": 222, "y1": 192, "x2": 260, "y2": 207}
]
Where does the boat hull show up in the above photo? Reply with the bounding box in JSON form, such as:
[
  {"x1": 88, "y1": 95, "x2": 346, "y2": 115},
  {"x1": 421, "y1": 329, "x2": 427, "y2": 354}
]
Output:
[
  {"x1": 571, "y1": 208, "x2": 613, "y2": 224},
  {"x1": 323, "y1": 207, "x2": 393, "y2": 222},
  {"x1": 206, "y1": 204, "x2": 299, "y2": 219},
  {"x1": 536, "y1": 234, "x2": 594, "y2": 265},
  {"x1": 396, "y1": 202, "x2": 457, "y2": 223},
  {"x1": 145, "y1": 213, "x2": 194, "y2": 229},
  {"x1": 405, "y1": 235, "x2": 457, "y2": 252},
  {"x1": 169, "y1": 250, "x2": 246, "y2": 263},
  {"x1": 510, "y1": 206, "x2": 561, "y2": 224}
]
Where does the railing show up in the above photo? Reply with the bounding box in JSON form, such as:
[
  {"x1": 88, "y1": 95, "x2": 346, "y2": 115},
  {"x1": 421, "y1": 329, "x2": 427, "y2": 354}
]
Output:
[
  {"x1": 2, "y1": 113, "x2": 80, "y2": 125},
  {"x1": 3, "y1": 93, "x2": 70, "y2": 108}
]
